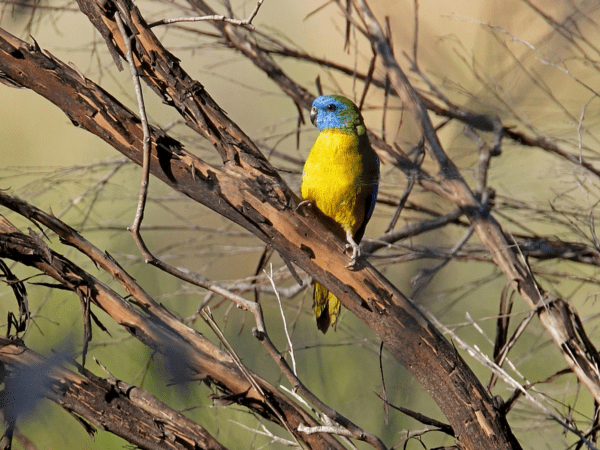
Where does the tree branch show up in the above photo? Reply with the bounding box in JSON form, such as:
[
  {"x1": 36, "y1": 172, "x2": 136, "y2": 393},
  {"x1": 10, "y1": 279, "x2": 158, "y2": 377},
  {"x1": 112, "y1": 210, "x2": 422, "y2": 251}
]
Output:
[{"x1": 0, "y1": 338, "x2": 228, "y2": 450}]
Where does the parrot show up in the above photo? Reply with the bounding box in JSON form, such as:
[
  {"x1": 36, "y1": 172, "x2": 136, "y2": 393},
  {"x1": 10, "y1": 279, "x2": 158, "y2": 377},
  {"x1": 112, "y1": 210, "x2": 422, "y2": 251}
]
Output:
[{"x1": 301, "y1": 95, "x2": 380, "y2": 333}]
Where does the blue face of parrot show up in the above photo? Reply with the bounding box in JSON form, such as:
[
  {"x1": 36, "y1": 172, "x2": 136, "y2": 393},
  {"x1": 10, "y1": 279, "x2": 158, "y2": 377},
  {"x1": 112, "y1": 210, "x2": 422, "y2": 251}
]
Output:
[{"x1": 310, "y1": 95, "x2": 363, "y2": 132}]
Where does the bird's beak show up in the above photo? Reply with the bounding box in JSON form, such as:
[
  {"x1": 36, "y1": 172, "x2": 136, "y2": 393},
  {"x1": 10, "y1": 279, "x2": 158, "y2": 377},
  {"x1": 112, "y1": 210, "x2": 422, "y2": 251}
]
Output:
[{"x1": 310, "y1": 106, "x2": 317, "y2": 125}]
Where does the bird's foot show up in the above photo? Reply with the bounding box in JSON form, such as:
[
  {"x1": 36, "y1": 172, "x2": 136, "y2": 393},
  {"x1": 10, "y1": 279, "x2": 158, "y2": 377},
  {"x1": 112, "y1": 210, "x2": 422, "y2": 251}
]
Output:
[
  {"x1": 295, "y1": 200, "x2": 312, "y2": 213},
  {"x1": 344, "y1": 230, "x2": 361, "y2": 268}
]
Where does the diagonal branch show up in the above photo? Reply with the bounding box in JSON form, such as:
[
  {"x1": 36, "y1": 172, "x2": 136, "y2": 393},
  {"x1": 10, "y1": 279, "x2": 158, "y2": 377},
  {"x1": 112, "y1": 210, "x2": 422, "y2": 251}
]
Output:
[
  {"x1": 76, "y1": 0, "x2": 280, "y2": 177},
  {"x1": 0, "y1": 338, "x2": 228, "y2": 450}
]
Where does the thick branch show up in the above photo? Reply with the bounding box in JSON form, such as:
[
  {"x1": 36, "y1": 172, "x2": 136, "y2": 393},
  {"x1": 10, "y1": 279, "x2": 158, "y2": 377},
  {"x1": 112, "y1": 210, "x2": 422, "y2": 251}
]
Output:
[
  {"x1": 0, "y1": 338, "x2": 227, "y2": 450},
  {"x1": 77, "y1": 0, "x2": 279, "y2": 177}
]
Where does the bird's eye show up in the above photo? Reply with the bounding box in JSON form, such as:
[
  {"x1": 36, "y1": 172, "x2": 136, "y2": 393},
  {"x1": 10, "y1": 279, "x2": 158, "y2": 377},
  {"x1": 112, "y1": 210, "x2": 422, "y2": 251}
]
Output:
[{"x1": 326, "y1": 104, "x2": 337, "y2": 112}]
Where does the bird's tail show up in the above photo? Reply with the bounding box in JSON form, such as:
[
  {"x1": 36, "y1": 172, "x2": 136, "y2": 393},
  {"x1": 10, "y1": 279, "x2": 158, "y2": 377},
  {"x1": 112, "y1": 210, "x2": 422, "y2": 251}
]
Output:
[{"x1": 313, "y1": 283, "x2": 341, "y2": 334}]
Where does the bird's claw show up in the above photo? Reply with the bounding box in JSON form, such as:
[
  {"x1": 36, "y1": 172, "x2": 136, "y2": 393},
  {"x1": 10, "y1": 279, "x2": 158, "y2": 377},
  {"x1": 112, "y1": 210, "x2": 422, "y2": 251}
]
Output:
[
  {"x1": 345, "y1": 252, "x2": 359, "y2": 268},
  {"x1": 295, "y1": 199, "x2": 312, "y2": 213},
  {"x1": 344, "y1": 231, "x2": 361, "y2": 268}
]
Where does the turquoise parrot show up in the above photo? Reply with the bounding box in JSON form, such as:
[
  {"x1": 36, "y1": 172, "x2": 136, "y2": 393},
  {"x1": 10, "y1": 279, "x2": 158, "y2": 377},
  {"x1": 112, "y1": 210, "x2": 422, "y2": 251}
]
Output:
[{"x1": 301, "y1": 95, "x2": 380, "y2": 333}]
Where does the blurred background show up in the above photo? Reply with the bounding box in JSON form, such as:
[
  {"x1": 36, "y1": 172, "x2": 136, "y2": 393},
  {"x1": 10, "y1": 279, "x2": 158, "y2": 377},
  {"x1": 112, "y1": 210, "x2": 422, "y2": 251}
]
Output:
[{"x1": 2, "y1": 1, "x2": 600, "y2": 448}]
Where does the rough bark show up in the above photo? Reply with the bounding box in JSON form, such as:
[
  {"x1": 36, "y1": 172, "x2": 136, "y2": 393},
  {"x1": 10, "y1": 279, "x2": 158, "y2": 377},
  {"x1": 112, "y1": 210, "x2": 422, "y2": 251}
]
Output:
[{"x1": 0, "y1": 337, "x2": 227, "y2": 450}]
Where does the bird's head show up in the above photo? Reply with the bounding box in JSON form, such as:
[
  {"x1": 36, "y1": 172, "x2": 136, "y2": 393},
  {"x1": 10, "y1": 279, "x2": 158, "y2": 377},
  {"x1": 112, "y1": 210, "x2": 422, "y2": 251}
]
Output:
[{"x1": 310, "y1": 95, "x2": 365, "y2": 134}]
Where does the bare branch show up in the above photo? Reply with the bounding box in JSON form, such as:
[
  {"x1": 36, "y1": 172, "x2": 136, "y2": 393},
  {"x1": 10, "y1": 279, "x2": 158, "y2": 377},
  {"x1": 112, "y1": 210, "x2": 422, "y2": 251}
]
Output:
[
  {"x1": 0, "y1": 338, "x2": 228, "y2": 450},
  {"x1": 149, "y1": 0, "x2": 264, "y2": 29},
  {"x1": 113, "y1": 11, "x2": 154, "y2": 265}
]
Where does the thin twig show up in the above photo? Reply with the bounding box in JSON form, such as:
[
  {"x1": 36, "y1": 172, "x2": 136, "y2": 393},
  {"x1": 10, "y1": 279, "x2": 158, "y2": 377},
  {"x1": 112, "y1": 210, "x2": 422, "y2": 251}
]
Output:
[
  {"x1": 114, "y1": 11, "x2": 153, "y2": 264},
  {"x1": 149, "y1": 0, "x2": 264, "y2": 29},
  {"x1": 412, "y1": 0, "x2": 419, "y2": 63},
  {"x1": 297, "y1": 424, "x2": 354, "y2": 438},
  {"x1": 201, "y1": 308, "x2": 298, "y2": 446},
  {"x1": 378, "y1": 342, "x2": 389, "y2": 426},
  {"x1": 411, "y1": 225, "x2": 474, "y2": 297},
  {"x1": 385, "y1": 172, "x2": 415, "y2": 233},
  {"x1": 489, "y1": 309, "x2": 535, "y2": 390},
  {"x1": 351, "y1": 0, "x2": 600, "y2": 407},
  {"x1": 251, "y1": 322, "x2": 387, "y2": 449},
  {"x1": 464, "y1": 124, "x2": 502, "y2": 196},
  {"x1": 230, "y1": 420, "x2": 297, "y2": 447},
  {"x1": 363, "y1": 207, "x2": 465, "y2": 254},
  {"x1": 264, "y1": 264, "x2": 297, "y2": 376},
  {"x1": 374, "y1": 393, "x2": 455, "y2": 437},
  {"x1": 199, "y1": 290, "x2": 386, "y2": 448}
]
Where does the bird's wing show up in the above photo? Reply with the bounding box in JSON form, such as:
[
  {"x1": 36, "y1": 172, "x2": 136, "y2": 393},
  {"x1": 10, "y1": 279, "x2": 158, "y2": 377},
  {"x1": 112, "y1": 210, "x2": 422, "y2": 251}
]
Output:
[
  {"x1": 354, "y1": 149, "x2": 379, "y2": 243},
  {"x1": 353, "y1": 181, "x2": 378, "y2": 244}
]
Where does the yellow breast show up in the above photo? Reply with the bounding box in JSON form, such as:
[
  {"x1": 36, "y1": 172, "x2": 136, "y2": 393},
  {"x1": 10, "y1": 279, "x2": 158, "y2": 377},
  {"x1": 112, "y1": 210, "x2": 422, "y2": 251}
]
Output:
[{"x1": 301, "y1": 129, "x2": 366, "y2": 234}]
